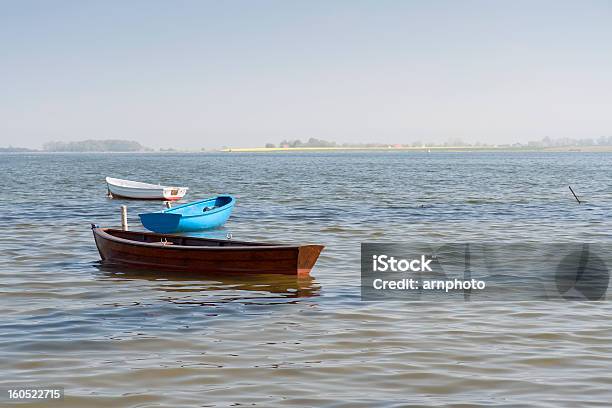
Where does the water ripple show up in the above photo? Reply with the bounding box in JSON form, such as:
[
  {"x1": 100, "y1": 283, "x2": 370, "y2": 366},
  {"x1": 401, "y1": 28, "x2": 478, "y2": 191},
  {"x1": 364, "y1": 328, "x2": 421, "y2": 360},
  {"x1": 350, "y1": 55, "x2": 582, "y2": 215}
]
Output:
[{"x1": 1, "y1": 152, "x2": 612, "y2": 406}]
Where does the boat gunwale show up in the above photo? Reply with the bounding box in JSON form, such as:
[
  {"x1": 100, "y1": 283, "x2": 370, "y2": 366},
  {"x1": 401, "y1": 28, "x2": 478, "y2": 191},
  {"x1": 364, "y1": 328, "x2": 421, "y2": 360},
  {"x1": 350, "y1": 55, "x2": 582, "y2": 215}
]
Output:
[
  {"x1": 93, "y1": 227, "x2": 318, "y2": 251},
  {"x1": 153, "y1": 195, "x2": 235, "y2": 219},
  {"x1": 106, "y1": 176, "x2": 188, "y2": 191}
]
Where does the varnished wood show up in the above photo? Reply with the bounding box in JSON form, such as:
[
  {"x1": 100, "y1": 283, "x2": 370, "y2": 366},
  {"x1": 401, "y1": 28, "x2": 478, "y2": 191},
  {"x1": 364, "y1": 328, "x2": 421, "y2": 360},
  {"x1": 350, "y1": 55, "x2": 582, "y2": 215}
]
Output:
[{"x1": 92, "y1": 227, "x2": 324, "y2": 276}]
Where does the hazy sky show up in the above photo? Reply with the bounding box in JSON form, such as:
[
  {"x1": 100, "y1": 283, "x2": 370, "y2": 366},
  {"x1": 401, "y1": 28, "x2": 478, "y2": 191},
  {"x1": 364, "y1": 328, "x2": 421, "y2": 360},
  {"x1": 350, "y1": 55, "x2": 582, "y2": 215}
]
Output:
[{"x1": 1, "y1": 0, "x2": 611, "y2": 149}]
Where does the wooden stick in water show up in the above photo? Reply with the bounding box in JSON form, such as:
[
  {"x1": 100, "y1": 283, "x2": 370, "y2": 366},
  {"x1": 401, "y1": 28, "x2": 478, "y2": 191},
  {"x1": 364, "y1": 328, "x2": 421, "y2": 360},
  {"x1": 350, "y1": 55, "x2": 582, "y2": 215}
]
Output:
[
  {"x1": 121, "y1": 205, "x2": 129, "y2": 230},
  {"x1": 569, "y1": 185, "x2": 581, "y2": 204}
]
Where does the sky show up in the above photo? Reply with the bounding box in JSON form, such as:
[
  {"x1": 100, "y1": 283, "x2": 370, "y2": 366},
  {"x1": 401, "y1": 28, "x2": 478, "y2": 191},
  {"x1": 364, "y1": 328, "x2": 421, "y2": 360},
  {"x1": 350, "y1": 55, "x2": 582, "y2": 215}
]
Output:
[{"x1": 1, "y1": 0, "x2": 611, "y2": 149}]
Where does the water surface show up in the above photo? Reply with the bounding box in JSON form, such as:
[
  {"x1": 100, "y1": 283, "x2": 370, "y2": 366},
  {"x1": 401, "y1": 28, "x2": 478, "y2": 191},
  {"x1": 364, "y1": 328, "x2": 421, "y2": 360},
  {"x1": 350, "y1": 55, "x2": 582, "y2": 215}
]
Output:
[{"x1": 1, "y1": 152, "x2": 611, "y2": 407}]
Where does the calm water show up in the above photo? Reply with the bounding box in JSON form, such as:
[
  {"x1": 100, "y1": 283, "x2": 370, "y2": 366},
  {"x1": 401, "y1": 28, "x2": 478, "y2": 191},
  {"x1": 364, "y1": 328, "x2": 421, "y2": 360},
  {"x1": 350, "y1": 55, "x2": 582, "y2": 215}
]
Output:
[{"x1": 1, "y1": 152, "x2": 612, "y2": 407}]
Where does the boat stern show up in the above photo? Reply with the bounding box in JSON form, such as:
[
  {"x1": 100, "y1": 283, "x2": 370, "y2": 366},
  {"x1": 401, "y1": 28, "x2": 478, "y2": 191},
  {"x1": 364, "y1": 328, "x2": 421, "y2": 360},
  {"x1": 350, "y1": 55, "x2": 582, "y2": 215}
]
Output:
[
  {"x1": 297, "y1": 245, "x2": 325, "y2": 276},
  {"x1": 139, "y1": 212, "x2": 182, "y2": 233},
  {"x1": 163, "y1": 187, "x2": 188, "y2": 201}
]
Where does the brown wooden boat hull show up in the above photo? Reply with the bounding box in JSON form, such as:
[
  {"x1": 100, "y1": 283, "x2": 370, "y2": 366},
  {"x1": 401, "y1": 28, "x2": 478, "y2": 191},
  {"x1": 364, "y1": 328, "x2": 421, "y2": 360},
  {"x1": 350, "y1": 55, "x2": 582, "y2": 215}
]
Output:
[{"x1": 92, "y1": 227, "x2": 324, "y2": 276}]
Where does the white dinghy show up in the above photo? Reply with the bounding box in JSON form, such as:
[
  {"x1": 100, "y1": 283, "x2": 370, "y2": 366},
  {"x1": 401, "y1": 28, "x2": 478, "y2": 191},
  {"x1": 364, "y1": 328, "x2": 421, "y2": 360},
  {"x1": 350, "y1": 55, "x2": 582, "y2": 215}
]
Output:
[{"x1": 106, "y1": 177, "x2": 188, "y2": 201}]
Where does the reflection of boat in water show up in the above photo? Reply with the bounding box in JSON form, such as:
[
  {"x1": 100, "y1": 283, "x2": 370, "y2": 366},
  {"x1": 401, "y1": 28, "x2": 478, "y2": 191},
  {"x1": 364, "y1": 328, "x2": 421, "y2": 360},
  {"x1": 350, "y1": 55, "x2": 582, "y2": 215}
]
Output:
[{"x1": 95, "y1": 263, "x2": 320, "y2": 302}]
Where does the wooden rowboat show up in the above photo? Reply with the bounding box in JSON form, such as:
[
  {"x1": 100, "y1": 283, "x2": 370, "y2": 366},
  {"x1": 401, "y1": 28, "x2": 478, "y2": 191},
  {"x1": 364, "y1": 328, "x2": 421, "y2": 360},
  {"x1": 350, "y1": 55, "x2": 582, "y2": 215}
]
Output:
[
  {"x1": 92, "y1": 226, "x2": 324, "y2": 276},
  {"x1": 139, "y1": 195, "x2": 235, "y2": 233},
  {"x1": 106, "y1": 177, "x2": 188, "y2": 200}
]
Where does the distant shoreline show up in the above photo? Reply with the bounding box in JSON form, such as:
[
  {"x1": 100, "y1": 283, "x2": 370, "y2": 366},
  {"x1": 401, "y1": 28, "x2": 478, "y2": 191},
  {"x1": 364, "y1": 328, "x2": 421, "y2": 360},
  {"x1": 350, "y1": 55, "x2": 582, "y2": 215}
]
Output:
[
  {"x1": 4, "y1": 146, "x2": 612, "y2": 154},
  {"x1": 221, "y1": 145, "x2": 612, "y2": 153}
]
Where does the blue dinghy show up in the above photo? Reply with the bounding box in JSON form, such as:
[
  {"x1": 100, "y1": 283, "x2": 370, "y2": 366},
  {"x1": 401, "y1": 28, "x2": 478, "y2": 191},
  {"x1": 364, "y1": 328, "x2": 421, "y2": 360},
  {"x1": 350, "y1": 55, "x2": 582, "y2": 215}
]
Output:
[{"x1": 139, "y1": 195, "x2": 235, "y2": 233}]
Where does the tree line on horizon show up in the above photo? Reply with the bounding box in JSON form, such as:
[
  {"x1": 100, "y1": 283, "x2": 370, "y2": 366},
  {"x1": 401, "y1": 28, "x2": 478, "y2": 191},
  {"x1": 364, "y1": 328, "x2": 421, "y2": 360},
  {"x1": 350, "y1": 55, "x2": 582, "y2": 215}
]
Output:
[
  {"x1": 42, "y1": 139, "x2": 153, "y2": 152},
  {"x1": 264, "y1": 136, "x2": 612, "y2": 149},
  {"x1": 3, "y1": 135, "x2": 612, "y2": 153}
]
